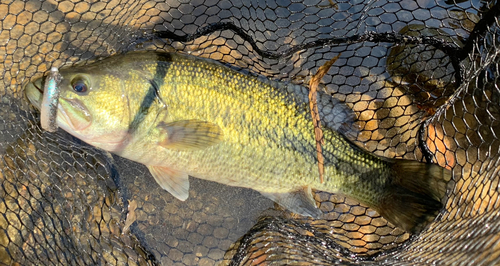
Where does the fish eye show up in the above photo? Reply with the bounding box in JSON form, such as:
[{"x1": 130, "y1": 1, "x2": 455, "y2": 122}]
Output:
[{"x1": 71, "y1": 77, "x2": 90, "y2": 94}]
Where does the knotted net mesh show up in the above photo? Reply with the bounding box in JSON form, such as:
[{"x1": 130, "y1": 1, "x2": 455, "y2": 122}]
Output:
[{"x1": 1, "y1": 0, "x2": 499, "y2": 265}]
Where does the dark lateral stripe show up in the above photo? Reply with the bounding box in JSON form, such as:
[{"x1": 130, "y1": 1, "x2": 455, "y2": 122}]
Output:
[{"x1": 127, "y1": 53, "x2": 172, "y2": 133}]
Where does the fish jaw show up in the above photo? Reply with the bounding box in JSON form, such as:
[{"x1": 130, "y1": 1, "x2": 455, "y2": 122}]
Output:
[
  {"x1": 57, "y1": 97, "x2": 133, "y2": 152},
  {"x1": 58, "y1": 98, "x2": 92, "y2": 132}
]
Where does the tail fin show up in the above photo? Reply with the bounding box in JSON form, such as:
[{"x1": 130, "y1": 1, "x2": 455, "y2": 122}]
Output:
[{"x1": 378, "y1": 160, "x2": 451, "y2": 233}]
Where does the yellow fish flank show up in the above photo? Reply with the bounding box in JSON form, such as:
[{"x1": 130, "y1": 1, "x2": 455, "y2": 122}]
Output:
[{"x1": 25, "y1": 51, "x2": 450, "y2": 233}]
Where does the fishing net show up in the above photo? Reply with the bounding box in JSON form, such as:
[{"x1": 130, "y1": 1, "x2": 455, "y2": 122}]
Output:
[{"x1": 0, "y1": 0, "x2": 498, "y2": 264}]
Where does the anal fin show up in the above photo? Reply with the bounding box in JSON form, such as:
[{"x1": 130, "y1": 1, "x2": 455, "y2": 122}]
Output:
[
  {"x1": 148, "y1": 166, "x2": 190, "y2": 201},
  {"x1": 261, "y1": 186, "x2": 322, "y2": 218}
]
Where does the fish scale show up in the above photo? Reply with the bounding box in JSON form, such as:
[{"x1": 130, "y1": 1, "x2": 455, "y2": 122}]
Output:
[{"x1": 25, "y1": 51, "x2": 451, "y2": 233}]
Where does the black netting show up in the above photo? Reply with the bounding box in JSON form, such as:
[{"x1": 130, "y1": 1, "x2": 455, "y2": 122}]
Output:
[{"x1": 1, "y1": 0, "x2": 499, "y2": 265}]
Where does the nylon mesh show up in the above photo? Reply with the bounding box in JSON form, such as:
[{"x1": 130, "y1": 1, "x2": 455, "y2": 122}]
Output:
[{"x1": 1, "y1": 0, "x2": 498, "y2": 265}]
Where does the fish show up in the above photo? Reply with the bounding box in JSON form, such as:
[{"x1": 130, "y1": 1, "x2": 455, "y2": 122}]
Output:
[{"x1": 24, "y1": 51, "x2": 451, "y2": 233}]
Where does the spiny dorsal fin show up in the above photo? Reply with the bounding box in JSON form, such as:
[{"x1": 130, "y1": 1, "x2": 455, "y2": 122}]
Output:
[{"x1": 157, "y1": 119, "x2": 223, "y2": 150}]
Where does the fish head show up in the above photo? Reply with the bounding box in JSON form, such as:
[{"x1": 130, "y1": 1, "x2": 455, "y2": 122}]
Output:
[{"x1": 25, "y1": 66, "x2": 132, "y2": 151}]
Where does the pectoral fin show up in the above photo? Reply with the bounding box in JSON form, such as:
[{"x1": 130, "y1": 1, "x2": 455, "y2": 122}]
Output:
[
  {"x1": 157, "y1": 120, "x2": 223, "y2": 150},
  {"x1": 261, "y1": 186, "x2": 322, "y2": 218},
  {"x1": 148, "y1": 166, "x2": 190, "y2": 201}
]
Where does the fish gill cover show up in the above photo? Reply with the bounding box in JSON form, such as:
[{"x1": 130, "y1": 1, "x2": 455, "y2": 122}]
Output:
[{"x1": 0, "y1": 0, "x2": 498, "y2": 265}]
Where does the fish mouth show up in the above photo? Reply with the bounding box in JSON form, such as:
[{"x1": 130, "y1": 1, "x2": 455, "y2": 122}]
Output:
[
  {"x1": 58, "y1": 98, "x2": 92, "y2": 132},
  {"x1": 25, "y1": 78, "x2": 92, "y2": 132},
  {"x1": 25, "y1": 78, "x2": 44, "y2": 110}
]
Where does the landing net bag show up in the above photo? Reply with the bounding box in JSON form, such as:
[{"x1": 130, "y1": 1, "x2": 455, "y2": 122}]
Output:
[{"x1": 0, "y1": 0, "x2": 498, "y2": 265}]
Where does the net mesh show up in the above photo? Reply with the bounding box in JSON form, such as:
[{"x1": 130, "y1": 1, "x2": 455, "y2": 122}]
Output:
[{"x1": 0, "y1": 0, "x2": 499, "y2": 264}]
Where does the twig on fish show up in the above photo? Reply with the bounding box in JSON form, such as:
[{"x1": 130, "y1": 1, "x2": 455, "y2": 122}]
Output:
[
  {"x1": 40, "y1": 67, "x2": 62, "y2": 132},
  {"x1": 308, "y1": 54, "x2": 341, "y2": 184}
]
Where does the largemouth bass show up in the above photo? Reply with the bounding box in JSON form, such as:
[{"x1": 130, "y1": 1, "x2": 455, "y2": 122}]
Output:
[{"x1": 25, "y1": 51, "x2": 450, "y2": 233}]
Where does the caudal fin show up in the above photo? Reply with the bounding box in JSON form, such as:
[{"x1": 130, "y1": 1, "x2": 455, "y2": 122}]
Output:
[{"x1": 378, "y1": 160, "x2": 451, "y2": 233}]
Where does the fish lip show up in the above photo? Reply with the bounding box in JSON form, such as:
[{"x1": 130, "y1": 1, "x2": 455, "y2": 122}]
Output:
[
  {"x1": 25, "y1": 79, "x2": 44, "y2": 110},
  {"x1": 58, "y1": 98, "x2": 92, "y2": 132},
  {"x1": 33, "y1": 78, "x2": 44, "y2": 94}
]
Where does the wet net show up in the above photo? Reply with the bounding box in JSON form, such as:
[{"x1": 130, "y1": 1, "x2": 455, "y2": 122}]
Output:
[{"x1": 1, "y1": 0, "x2": 499, "y2": 265}]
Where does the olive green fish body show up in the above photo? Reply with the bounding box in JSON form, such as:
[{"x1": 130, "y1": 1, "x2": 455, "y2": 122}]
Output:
[
  {"x1": 117, "y1": 53, "x2": 385, "y2": 196},
  {"x1": 25, "y1": 51, "x2": 450, "y2": 233}
]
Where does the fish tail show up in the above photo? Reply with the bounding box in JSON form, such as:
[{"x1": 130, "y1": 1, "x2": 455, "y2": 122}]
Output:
[{"x1": 378, "y1": 160, "x2": 451, "y2": 233}]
